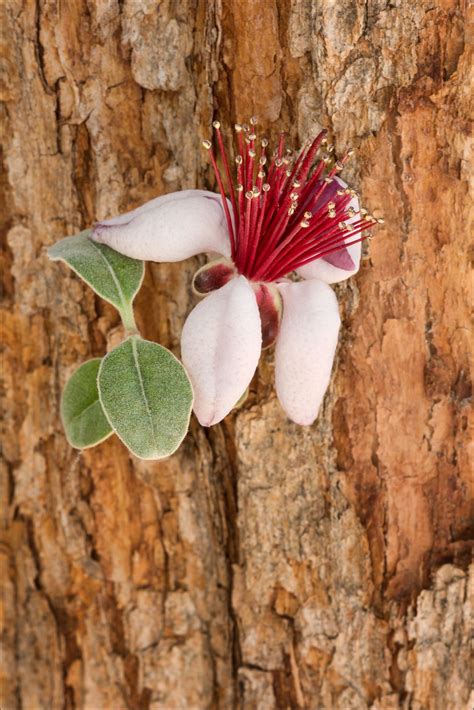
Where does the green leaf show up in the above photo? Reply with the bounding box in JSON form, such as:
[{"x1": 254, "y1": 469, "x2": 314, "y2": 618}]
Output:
[
  {"x1": 48, "y1": 230, "x2": 144, "y2": 330},
  {"x1": 98, "y1": 336, "x2": 193, "y2": 460},
  {"x1": 61, "y1": 359, "x2": 113, "y2": 449}
]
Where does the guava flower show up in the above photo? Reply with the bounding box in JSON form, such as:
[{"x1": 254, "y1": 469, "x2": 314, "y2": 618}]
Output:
[{"x1": 92, "y1": 120, "x2": 379, "y2": 426}]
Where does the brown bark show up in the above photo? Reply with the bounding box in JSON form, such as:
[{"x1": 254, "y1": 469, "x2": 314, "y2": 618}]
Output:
[{"x1": 1, "y1": 1, "x2": 471, "y2": 708}]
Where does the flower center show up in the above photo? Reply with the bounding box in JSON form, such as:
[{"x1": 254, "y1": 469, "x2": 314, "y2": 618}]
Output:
[{"x1": 203, "y1": 119, "x2": 382, "y2": 282}]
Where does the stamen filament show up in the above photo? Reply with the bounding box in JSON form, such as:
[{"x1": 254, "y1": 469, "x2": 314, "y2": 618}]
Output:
[
  {"x1": 213, "y1": 121, "x2": 238, "y2": 253},
  {"x1": 202, "y1": 120, "x2": 379, "y2": 282},
  {"x1": 203, "y1": 140, "x2": 236, "y2": 256}
]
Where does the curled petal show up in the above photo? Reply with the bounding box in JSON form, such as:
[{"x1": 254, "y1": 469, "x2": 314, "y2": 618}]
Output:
[
  {"x1": 275, "y1": 280, "x2": 340, "y2": 425},
  {"x1": 92, "y1": 190, "x2": 232, "y2": 261},
  {"x1": 233, "y1": 387, "x2": 250, "y2": 410},
  {"x1": 253, "y1": 282, "x2": 283, "y2": 349},
  {"x1": 297, "y1": 177, "x2": 361, "y2": 283},
  {"x1": 192, "y1": 258, "x2": 236, "y2": 296},
  {"x1": 181, "y1": 276, "x2": 261, "y2": 426}
]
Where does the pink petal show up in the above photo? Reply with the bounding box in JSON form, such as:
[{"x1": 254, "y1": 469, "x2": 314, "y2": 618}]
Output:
[
  {"x1": 181, "y1": 276, "x2": 261, "y2": 426},
  {"x1": 296, "y1": 176, "x2": 361, "y2": 284},
  {"x1": 323, "y1": 247, "x2": 355, "y2": 270},
  {"x1": 92, "y1": 190, "x2": 232, "y2": 261},
  {"x1": 275, "y1": 280, "x2": 340, "y2": 425}
]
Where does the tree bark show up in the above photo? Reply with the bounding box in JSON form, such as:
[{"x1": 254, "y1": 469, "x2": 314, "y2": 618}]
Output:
[{"x1": 1, "y1": 1, "x2": 471, "y2": 708}]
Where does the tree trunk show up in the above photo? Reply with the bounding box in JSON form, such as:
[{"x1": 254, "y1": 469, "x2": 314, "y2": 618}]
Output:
[{"x1": 1, "y1": 1, "x2": 471, "y2": 708}]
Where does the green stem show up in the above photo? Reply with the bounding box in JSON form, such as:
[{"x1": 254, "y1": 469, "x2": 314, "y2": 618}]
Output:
[{"x1": 120, "y1": 302, "x2": 140, "y2": 336}]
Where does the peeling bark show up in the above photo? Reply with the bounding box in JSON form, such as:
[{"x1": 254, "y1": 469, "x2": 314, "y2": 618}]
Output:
[{"x1": 0, "y1": 1, "x2": 471, "y2": 708}]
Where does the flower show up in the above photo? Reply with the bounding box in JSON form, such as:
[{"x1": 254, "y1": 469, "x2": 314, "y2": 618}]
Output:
[{"x1": 92, "y1": 119, "x2": 379, "y2": 426}]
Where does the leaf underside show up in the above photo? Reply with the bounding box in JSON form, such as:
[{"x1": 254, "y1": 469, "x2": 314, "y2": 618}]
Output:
[
  {"x1": 98, "y1": 336, "x2": 194, "y2": 460},
  {"x1": 47, "y1": 230, "x2": 144, "y2": 315},
  {"x1": 61, "y1": 358, "x2": 113, "y2": 449}
]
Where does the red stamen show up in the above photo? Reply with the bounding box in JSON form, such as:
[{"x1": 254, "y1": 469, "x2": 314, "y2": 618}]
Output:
[
  {"x1": 246, "y1": 184, "x2": 270, "y2": 273},
  {"x1": 213, "y1": 121, "x2": 238, "y2": 254},
  {"x1": 202, "y1": 121, "x2": 378, "y2": 280},
  {"x1": 203, "y1": 140, "x2": 236, "y2": 256}
]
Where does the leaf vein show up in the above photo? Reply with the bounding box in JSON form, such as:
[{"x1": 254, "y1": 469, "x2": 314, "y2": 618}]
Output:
[
  {"x1": 68, "y1": 399, "x2": 98, "y2": 424},
  {"x1": 89, "y1": 240, "x2": 128, "y2": 311},
  {"x1": 131, "y1": 339, "x2": 158, "y2": 452}
]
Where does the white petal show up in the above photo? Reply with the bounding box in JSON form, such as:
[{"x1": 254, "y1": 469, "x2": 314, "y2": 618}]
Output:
[
  {"x1": 275, "y1": 280, "x2": 340, "y2": 425},
  {"x1": 296, "y1": 176, "x2": 361, "y2": 284},
  {"x1": 98, "y1": 190, "x2": 218, "y2": 226},
  {"x1": 92, "y1": 190, "x2": 232, "y2": 261},
  {"x1": 181, "y1": 276, "x2": 261, "y2": 426}
]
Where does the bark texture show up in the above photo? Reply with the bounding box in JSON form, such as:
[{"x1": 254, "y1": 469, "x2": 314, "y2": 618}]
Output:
[{"x1": 1, "y1": 1, "x2": 471, "y2": 708}]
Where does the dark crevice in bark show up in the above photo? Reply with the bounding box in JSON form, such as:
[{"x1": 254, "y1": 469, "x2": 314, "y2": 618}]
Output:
[
  {"x1": 387, "y1": 96, "x2": 412, "y2": 250},
  {"x1": 204, "y1": 420, "x2": 242, "y2": 706},
  {"x1": 22, "y1": 514, "x2": 82, "y2": 708}
]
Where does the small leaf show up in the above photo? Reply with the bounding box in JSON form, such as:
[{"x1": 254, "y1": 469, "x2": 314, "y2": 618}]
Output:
[
  {"x1": 61, "y1": 359, "x2": 113, "y2": 449},
  {"x1": 98, "y1": 336, "x2": 193, "y2": 460},
  {"x1": 48, "y1": 230, "x2": 144, "y2": 329}
]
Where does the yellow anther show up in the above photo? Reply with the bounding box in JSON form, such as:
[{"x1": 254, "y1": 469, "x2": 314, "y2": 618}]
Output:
[
  {"x1": 202, "y1": 139, "x2": 212, "y2": 150},
  {"x1": 250, "y1": 116, "x2": 258, "y2": 126},
  {"x1": 235, "y1": 155, "x2": 243, "y2": 165},
  {"x1": 259, "y1": 156, "x2": 267, "y2": 166},
  {"x1": 304, "y1": 211, "x2": 312, "y2": 219},
  {"x1": 212, "y1": 120, "x2": 221, "y2": 129},
  {"x1": 248, "y1": 149, "x2": 256, "y2": 158},
  {"x1": 245, "y1": 191, "x2": 253, "y2": 199},
  {"x1": 236, "y1": 184, "x2": 244, "y2": 192},
  {"x1": 261, "y1": 138, "x2": 269, "y2": 148},
  {"x1": 263, "y1": 183, "x2": 271, "y2": 192},
  {"x1": 235, "y1": 124, "x2": 243, "y2": 133},
  {"x1": 300, "y1": 220, "x2": 310, "y2": 228}
]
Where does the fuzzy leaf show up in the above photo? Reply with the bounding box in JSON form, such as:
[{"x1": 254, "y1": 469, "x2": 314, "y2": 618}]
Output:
[
  {"x1": 98, "y1": 336, "x2": 193, "y2": 460},
  {"x1": 48, "y1": 230, "x2": 144, "y2": 328},
  {"x1": 61, "y1": 359, "x2": 113, "y2": 449}
]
